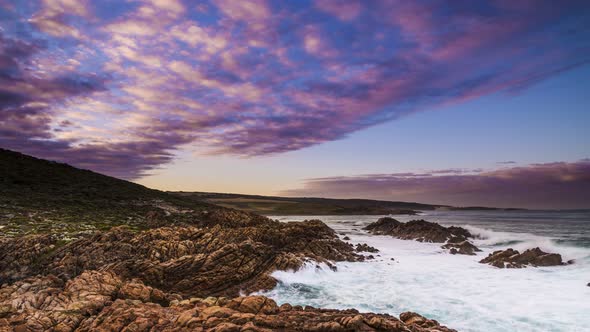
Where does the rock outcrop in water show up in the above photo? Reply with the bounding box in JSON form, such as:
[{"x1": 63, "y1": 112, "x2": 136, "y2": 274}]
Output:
[
  {"x1": 364, "y1": 217, "x2": 481, "y2": 255},
  {"x1": 479, "y1": 247, "x2": 567, "y2": 268},
  {"x1": 363, "y1": 218, "x2": 472, "y2": 243},
  {"x1": 441, "y1": 240, "x2": 482, "y2": 256}
]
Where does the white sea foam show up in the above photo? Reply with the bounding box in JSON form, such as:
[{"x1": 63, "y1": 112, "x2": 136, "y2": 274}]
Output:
[{"x1": 261, "y1": 215, "x2": 590, "y2": 332}]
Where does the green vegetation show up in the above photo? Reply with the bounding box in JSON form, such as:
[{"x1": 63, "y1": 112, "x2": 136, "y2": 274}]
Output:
[{"x1": 0, "y1": 148, "x2": 217, "y2": 238}]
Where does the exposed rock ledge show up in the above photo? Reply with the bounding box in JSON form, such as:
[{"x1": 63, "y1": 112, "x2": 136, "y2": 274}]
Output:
[
  {"x1": 0, "y1": 271, "x2": 455, "y2": 331},
  {"x1": 0, "y1": 217, "x2": 457, "y2": 331},
  {"x1": 364, "y1": 217, "x2": 481, "y2": 255},
  {"x1": 479, "y1": 247, "x2": 569, "y2": 268},
  {"x1": 0, "y1": 220, "x2": 363, "y2": 296}
]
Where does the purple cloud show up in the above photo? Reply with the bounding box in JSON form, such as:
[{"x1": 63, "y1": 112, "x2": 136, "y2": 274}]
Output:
[
  {"x1": 1, "y1": 1, "x2": 589, "y2": 178},
  {"x1": 282, "y1": 160, "x2": 590, "y2": 209}
]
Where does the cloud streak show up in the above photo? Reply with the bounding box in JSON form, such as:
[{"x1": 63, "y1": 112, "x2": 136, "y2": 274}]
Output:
[
  {"x1": 1, "y1": 1, "x2": 590, "y2": 178},
  {"x1": 282, "y1": 160, "x2": 590, "y2": 209}
]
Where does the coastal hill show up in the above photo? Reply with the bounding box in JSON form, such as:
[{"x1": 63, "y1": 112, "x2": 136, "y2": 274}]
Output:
[
  {"x1": 171, "y1": 191, "x2": 442, "y2": 215},
  {"x1": 0, "y1": 148, "x2": 238, "y2": 237},
  {"x1": 171, "y1": 191, "x2": 520, "y2": 215}
]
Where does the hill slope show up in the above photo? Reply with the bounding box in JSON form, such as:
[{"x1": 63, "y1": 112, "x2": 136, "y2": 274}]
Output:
[
  {"x1": 171, "y1": 191, "x2": 446, "y2": 215},
  {"x1": 0, "y1": 148, "x2": 229, "y2": 237}
]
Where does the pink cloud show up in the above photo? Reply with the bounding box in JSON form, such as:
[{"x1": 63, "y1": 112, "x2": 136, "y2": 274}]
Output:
[
  {"x1": 212, "y1": 0, "x2": 270, "y2": 21},
  {"x1": 1, "y1": 0, "x2": 589, "y2": 179},
  {"x1": 283, "y1": 161, "x2": 590, "y2": 209}
]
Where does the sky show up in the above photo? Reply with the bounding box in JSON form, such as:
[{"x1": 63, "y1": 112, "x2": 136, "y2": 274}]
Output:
[{"x1": 1, "y1": 0, "x2": 589, "y2": 208}]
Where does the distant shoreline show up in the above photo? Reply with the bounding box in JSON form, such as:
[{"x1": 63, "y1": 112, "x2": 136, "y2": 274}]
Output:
[{"x1": 169, "y1": 191, "x2": 528, "y2": 215}]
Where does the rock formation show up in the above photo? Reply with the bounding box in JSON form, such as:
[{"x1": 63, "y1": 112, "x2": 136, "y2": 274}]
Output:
[
  {"x1": 363, "y1": 218, "x2": 472, "y2": 243},
  {"x1": 479, "y1": 247, "x2": 567, "y2": 268},
  {"x1": 0, "y1": 270, "x2": 456, "y2": 331},
  {"x1": 441, "y1": 240, "x2": 482, "y2": 256},
  {"x1": 0, "y1": 215, "x2": 456, "y2": 331},
  {"x1": 0, "y1": 219, "x2": 363, "y2": 297},
  {"x1": 364, "y1": 217, "x2": 481, "y2": 255},
  {"x1": 355, "y1": 243, "x2": 379, "y2": 253}
]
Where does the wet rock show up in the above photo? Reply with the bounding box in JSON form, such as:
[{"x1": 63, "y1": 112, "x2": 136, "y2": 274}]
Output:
[
  {"x1": 363, "y1": 217, "x2": 401, "y2": 234},
  {"x1": 364, "y1": 218, "x2": 481, "y2": 256},
  {"x1": 479, "y1": 247, "x2": 566, "y2": 268},
  {"x1": 364, "y1": 218, "x2": 472, "y2": 243},
  {"x1": 442, "y1": 241, "x2": 482, "y2": 255},
  {"x1": 343, "y1": 236, "x2": 351, "y2": 240},
  {"x1": 400, "y1": 311, "x2": 456, "y2": 331},
  {"x1": 355, "y1": 243, "x2": 379, "y2": 253}
]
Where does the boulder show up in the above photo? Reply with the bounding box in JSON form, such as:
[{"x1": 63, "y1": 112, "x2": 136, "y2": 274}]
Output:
[
  {"x1": 442, "y1": 241, "x2": 482, "y2": 255},
  {"x1": 355, "y1": 243, "x2": 379, "y2": 253}
]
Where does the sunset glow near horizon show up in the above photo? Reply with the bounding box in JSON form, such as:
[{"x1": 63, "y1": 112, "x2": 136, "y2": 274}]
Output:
[{"x1": 1, "y1": 0, "x2": 589, "y2": 208}]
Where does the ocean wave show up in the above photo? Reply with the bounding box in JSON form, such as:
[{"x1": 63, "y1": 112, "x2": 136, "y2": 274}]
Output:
[
  {"x1": 264, "y1": 214, "x2": 590, "y2": 332},
  {"x1": 463, "y1": 225, "x2": 590, "y2": 262}
]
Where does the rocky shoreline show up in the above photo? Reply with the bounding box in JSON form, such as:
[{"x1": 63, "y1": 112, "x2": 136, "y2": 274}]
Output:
[
  {"x1": 0, "y1": 211, "x2": 457, "y2": 331},
  {"x1": 0, "y1": 270, "x2": 455, "y2": 331}
]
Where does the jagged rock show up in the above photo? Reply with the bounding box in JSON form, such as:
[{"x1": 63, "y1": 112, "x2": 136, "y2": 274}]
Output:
[
  {"x1": 0, "y1": 275, "x2": 457, "y2": 332},
  {"x1": 364, "y1": 218, "x2": 481, "y2": 256},
  {"x1": 400, "y1": 311, "x2": 452, "y2": 330},
  {"x1": 0, "y1": 216, "x2": 458, "y2": 331},
  {"x1": 479, "y1": 247, "x2": 566, "y2": 268},
  {"x1": 0, "y1": 234, "x2": 60, "y2": 284},
  {"x1": 442, "y1": 241, "x2": 482, "y2": 255},
  {"x1": 0, "y1": 220, "x2": 363, "y2": 299},
  {"x1": 355, "y1": 243, "x2": 379, "y2": 253},
  {"x1": 363, "y1": 217, "x2": 402, "y2": 234},
  {"x1": 364, "y1": 218, "x2": 472, "y2": 243}
]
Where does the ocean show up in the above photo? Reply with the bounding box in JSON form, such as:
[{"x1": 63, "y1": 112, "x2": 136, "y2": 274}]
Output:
[{"x1": 259, "y1": 210, "x2": 590, "y2": 332}]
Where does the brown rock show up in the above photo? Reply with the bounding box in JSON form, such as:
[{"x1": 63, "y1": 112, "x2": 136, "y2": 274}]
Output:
[
  {"x1": 0, "y1": 220, "x2": 363, "y2": 299},
  {"x1": 0, "y1": 216, "x2": 459, "y2": 332}
]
